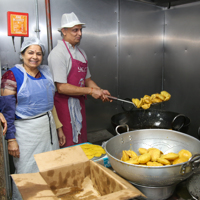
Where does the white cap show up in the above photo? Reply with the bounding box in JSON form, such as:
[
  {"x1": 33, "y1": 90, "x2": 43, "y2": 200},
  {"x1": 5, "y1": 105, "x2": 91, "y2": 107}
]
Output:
[
  {"x1": 20, "y1": 37, "x2": 45, "y2": 58},
  {"x1": 58, "y1": 12, "x2": 85, "y2": 31}
]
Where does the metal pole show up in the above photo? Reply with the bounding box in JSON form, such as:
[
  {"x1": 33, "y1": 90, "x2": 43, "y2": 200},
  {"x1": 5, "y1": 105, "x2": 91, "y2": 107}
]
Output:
[
  {"x1": 35, "y1": 0, "x2": 40, "y2": 39},
  {"x1": 45, "y1": 0, "x2": 53, "y2": 54}
]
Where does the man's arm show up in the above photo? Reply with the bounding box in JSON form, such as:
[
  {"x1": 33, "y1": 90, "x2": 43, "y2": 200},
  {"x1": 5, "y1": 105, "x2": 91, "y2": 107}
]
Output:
[
  {"x1": 85, "y1": 78, "x2": 111, "y2": 102},
  {"x1": 56, "y1": 78, "x2": 111, "y2": 102},
  {"x1": 56, "y1": 78, "x2": 104, "y2": 99},
  {"x1": 56, "y1": 82, "x2": 91, "y2": 96}
]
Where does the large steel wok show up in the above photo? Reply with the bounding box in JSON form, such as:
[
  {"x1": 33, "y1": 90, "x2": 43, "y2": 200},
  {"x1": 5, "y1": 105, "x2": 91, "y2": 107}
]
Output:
[
  {"x1": 111, "y1": 109, "x2": 190, "y2": 134},
  {"x1": 105, "y1": 129, "x2": 200, "y2": 187}
]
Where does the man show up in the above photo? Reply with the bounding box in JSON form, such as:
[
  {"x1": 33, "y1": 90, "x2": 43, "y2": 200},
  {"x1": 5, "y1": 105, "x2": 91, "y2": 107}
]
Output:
[{"x1": 48, "y1": 12, "x2": 111, "y2": 147}]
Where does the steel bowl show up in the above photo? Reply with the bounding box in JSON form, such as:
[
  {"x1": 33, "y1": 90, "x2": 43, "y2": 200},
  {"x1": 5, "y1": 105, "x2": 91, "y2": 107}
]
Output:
[{"x1": 105, "y1": 129, "x2": 200, "y2": 187}]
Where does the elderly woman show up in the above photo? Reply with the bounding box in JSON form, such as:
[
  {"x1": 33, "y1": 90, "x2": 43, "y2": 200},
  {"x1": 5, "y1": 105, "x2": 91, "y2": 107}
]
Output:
[{"x1": 1, "y1": 37, "x2": 65, "y2": 200}]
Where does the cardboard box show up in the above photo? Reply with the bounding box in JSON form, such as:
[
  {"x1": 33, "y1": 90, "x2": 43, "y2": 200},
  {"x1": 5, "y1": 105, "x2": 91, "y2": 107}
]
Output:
[{"x1": 11, "y1": 146, "x2": 146, "y2": 200}]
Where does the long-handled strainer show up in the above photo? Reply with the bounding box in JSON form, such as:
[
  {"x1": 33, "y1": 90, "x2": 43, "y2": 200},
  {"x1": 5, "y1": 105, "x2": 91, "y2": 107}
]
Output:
[
  {"x1": 107, "y1": 95, "x2": 163, "y2": 108},
  {"x1": 107, "y1": 95, "x2": 137, "y2": 108}
]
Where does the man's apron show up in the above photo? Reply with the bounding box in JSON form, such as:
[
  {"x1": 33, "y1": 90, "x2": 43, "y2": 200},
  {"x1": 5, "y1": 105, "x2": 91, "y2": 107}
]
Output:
[{"x1": 54, "y1": 40, "x2": 88, "y2": 147}]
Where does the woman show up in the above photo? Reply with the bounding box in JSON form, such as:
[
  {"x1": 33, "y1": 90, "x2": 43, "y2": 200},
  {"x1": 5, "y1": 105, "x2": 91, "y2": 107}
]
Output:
[{"x1": 1, "y1": 37, "x2": 65, "y2": 200}]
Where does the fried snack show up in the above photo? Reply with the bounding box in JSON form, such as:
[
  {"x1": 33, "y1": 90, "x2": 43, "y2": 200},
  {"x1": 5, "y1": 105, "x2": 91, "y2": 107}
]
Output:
[
  {"x1": 138, "y1": 148, "x2": 148, "y2": 155},
  {"x1": 157, "y1": 158, "x2": 171, "y2": 165},
  {"x1": 137, "y1": 98, "x2": 144, "y2": 108},
  {"x1": 147, "y1": 161, "x2": 163, "y2": 166},
  {"x1": 162, "y1": 153, "x2": 179, "y2": 161},
  {"x1": 148, "y1": 148, "x2": 163, "y2": 154},
  {"x1": 149, "y1": 149, "x2": 161, "y2": 162},
  {"x1": 156, "y1": 94, "x2": 165, "y2": 101},
  {"x1": 173, "y1": 157, "x2": 188, "y2": 165},
  {"x1": 143, "y1": 95, "x2": 151, "y2": 99},
  {"x1": 138, "y1": 153, "x2": 151, "y2": 164},
  {"x1": 80, "y1": 144, "x2": 106, "y2": 159},
  {"x1": 132, "y1": 91, "x2": 171, "y2": 110},
  {"x1": 143, "y1": 95, "x2": 152, "y2": 104},
  {"x1": 121, "y1": 150, "x2": 130, "y2": 161},
  {"x1": 142, "y1": 103, "x2": 151, "y2": 109},
  {"x1": 132, "y1": 98, "x2": 140, "y2": 107},
  {"x1": 161, "y1": 91, "x2": 171, "y2": 101},
  {"x1": 151, "y1": 98, "x2": 162, "y2": 103},
  {"x1": 125, "y1": 157, "x2": 139, "y2": 165},
  {"x1": 87, "y1": 155, "x2": 95, "y2": 159},
  {"x1": 125, "y1": 150, "x2": 138, "y2": 159},
  {"x1": 143, "y1": 98, "x2": 151, "y2": 104},
  {"x1": 178, "y1": 149, "x2": 192, "y2": 161},
  {"x1": 121, "y1": 147, "x2": 191, "y2": 167}
]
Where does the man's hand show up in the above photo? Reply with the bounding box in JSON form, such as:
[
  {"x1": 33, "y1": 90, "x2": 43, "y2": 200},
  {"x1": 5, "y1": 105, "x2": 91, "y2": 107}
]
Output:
[
  {"x1": 57, "y1": 127, "x2": 66, "y2": 147},
  {"x1": 90, "y1": 88, "x2": 103, "y2": 99},
  {"x1": 101, "y1": 90, "x2": 112, "y2": 102},
  {"x1": 8, "y1": 140, "x2": 20, "y2": 158}
]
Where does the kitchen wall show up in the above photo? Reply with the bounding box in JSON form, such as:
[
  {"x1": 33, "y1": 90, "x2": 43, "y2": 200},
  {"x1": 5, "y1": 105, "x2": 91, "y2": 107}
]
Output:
[
  {"x1": 49, "y1": 0, "x2": 119, "y2": 133},
  {"x1": 0, "y1": 0, "x2": 48, "y2": 69},
  {"x1": 0, "y1": 0, "x2": 163, "y2": 135},
  {"x1": 1, "y1": 0, "x2": 200, "y2": 138},
  {"x1": 50, "y1": 0, "x2": 163, "y2": 134},
  {"x1": 118, "y1": 1, "x2": 164, "y2": 112},
  {"x1": 164, "y1": 2, "x2": 200, "y2": 138}
]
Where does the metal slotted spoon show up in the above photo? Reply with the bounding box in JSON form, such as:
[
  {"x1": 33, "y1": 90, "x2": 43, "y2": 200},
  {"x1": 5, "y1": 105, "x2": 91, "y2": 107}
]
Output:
[
  {"x1": 107, "y1": 95, "x2": 138, "y2": 108},
  {"x1": 107, "y1": 95, "x2": 162, "y2": 109}
]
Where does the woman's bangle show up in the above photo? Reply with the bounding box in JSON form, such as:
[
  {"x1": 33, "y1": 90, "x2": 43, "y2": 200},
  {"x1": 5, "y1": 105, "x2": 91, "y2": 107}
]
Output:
[
  {"x1": 90, "y1": 87, "x2": 93, "y2": 95},
  {"x1": 7, "y1": 139, "x2": 16, "y2": 143}
]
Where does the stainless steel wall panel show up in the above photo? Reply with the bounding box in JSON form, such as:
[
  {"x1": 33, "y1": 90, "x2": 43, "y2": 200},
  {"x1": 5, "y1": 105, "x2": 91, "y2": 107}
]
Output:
[
  {"x1": 119, "y1": 1, "x2": 164, "y2": 101},
  {"x1": 0, "y1": 0, "x2": 48, "y2": 71},
  {"x1": 0, "y1": 1, "x2": 48, "y2": 198},
  {"x1": 164, "y1": 2, "x2": 200, "y2": 137},
  {"x1": 50, "y1": 0, "x2": 119, "y2": 132}
]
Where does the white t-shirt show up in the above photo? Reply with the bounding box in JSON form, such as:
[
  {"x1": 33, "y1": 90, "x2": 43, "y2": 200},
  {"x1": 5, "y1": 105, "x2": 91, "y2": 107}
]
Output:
[{"x1": 48, "y1": 40, "x2": 91, "y2": 84}]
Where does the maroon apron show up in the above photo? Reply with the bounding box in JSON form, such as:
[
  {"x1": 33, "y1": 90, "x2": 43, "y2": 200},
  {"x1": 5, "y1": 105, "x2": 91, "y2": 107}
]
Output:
[{"x1": 54, "y1": 40, "x2": 88, "y2": 147}]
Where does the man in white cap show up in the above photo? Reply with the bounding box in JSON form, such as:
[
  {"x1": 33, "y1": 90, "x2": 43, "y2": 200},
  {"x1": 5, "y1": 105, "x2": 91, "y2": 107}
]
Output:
[{"x1": 48, "y1": 12, "x2": 111, "y2": 147}]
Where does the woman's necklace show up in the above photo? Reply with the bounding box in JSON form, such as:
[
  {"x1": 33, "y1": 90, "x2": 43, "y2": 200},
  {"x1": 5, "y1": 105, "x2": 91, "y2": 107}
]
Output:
[{"x1": 24, "y1": 66, "x2": 39, "y2": 77}]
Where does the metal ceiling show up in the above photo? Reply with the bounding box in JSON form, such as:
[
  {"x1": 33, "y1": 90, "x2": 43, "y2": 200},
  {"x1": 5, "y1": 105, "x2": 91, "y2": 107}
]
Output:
[{"x1": 134, "y1": 0, "x2": 200, "y2": 8}]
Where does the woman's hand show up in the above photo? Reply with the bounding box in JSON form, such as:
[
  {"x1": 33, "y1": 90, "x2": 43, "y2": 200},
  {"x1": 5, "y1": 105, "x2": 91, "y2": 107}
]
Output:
[
  {"x1": 0, "y1": 113, "x2": 7, "y2": 135},
  {"x1": 57, "y1": 127, "x2": 66, "y2": 147},
  {"x1": 8, "y1": 140, "x2": 20, "y2": 158}
]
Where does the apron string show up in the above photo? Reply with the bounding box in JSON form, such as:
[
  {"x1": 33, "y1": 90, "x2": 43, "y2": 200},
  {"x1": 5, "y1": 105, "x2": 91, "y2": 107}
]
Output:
[
  {"x1": 47, "y1": 112, "x2": 53, "y2": 145},
  {"x1": 15, "y1": 113, "x2": 47, "y2": 120},
  {"x1": 16, "y1": 112, "x2": 53, "y2": 145}
]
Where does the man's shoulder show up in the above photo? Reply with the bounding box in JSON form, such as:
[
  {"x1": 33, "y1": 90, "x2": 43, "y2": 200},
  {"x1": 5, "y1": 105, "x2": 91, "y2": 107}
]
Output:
[
  {"x1": 49, "y1": 40, "x2": 66, "y2": 57},
  {"x1": 77, "y1": 46, "x2": 87, "y2": 59}
]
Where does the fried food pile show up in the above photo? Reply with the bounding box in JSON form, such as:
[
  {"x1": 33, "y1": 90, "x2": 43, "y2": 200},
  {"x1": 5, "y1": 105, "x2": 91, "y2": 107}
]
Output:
[
  {"x1": 80, "y1": 144, "x2": 106, "y2": 159},
  {"x1": 132, "y1": 91, "x2": 171, "y2": 109},
  {"x1": 121, "y1": 148, "x2": 192, "y2": 166}
]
